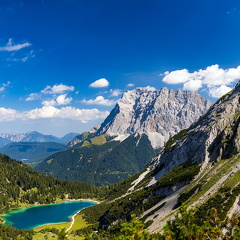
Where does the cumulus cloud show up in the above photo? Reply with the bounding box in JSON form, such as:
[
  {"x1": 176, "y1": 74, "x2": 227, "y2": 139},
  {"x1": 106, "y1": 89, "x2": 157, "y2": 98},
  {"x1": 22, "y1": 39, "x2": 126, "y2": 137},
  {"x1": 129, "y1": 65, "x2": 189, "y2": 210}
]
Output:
[
  {"x1": 183, "y1": 80, "x2": 202, "y2": 91},
  {"x1": 0, "y1": 106, "x2": 109, "y2": 123},
  {"x1": 26, "y1": 93, "x2": 40, "y2": 101},
  {"x1": 0, "y1": 81, "x2": 11, "y2": 92},
  {"x1": 163, "y1": 69, "x2": 191, "y2": 84},
  {"x1": 162, "y1": 64, "x2": 240, "y2": 98},
  {"x1": 110, "y1": 89, "x2": 122, "y2": 97},
  {"x1": 146, "y1": 86, "x2": 157, "y2": 91},
  {"x1": 89, "y1": 78, "x2": 109, "y2": 88},
  {"x1": 25, "y1": 106, "x2": 109, "y2": 122},
  {"x1": 0, "y1": 107, "x2": 19, "y2": 121},
  {"x1": 0, "y1": 38, "x2": 31, "y2": 52},
  {"x1": 41, "y1": 84, "x2": 75, "y2": 94},
  {"x1": 127, "y1": 83, "x2": 134, "y2": 87},
  {"x1": 209, "y1": 85, "x2": 233, "y2": 98},
  {"x1": 42, "y1": 94, "x2": 72, "y2": 107},
  {"x1": 82, "y1": 96, "x2": 116, "y2": 106},
  {"x1": 26, "y1": 83, "x2": 75, "y2": 102}
]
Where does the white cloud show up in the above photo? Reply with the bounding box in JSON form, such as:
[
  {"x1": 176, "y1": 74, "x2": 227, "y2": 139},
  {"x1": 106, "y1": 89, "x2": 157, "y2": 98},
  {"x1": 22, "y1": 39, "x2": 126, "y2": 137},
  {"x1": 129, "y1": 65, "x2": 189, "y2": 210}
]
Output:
[
  {"x1": 162, "y1": 64, "x2": 240, "y2": 98},
  {"x1": 42, "y1": 94, "x2": 72, "y2": 107},
  {"x1": 0, "y1": 107, "x2": 19, "y2": 121},
  {"x1": 0, "y1": 38, "x2": 31, "y2": 52},
  {"x1": 163, "y1": 69, "x2": 191, "y2": 84},
  {"x1": 209, "y1": 85, "x2": 232, "y2": 98},
  {"x1": 0, "y1": 106, "x2": 109, "y2": 123},
  {"x1": 110, "y1": 89, "x2": 122, "y2": 97},
  {"x1": 146, "y1": 86, "x2": 157, "y2": 91},
  {"x1": 89, "y1": 78, "x2": 109, "y2": 88},
  {"x1": 26, "y1": 106, "x2": 60, "y2": 119},
  {"x1": 183, "y1": 79, "x2": 202, "y2": 91},
  {"x1": 127, "y1": 83, "x2": 134, "y2": 87},
  {"x1": 41, "y1": 84, "x2": 75, "y2": 94},
  {"x1": 0, "y1": 81, "x2": 11, "y2": 92},
  {"x1": 26, "y1": 84, "x2": 75, "y2": 102},
  {"x1": 25, "y1": 106, "x2": 109, "y2": 122},
  {"x1": 26, "y1": 93, "x2": 40, "y2": 101},
  {"x1": 82, "y1": 96, "x2": 116, "y2": 106}
]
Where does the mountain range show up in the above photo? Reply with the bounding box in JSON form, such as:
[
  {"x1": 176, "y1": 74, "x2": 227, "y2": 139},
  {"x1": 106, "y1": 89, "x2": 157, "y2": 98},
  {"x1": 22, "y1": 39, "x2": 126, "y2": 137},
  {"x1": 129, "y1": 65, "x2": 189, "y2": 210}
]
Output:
[
  {"x1": 0, "y1": 131, "x2": 79, "y2": 148},
  {"x1": 36, "y1": 87, "x2": 212, "y2": 186},
  {"x1": 0, "y1": 83, "x2": 240, "y2": 238}
]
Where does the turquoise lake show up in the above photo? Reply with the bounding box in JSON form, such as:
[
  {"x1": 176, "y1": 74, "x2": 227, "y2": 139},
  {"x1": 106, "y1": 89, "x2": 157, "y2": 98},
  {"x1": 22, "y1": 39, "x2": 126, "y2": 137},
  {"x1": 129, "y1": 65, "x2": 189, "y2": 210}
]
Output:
[{"x1": 2, "y1": 201, "x2": 96, "y2": 230}]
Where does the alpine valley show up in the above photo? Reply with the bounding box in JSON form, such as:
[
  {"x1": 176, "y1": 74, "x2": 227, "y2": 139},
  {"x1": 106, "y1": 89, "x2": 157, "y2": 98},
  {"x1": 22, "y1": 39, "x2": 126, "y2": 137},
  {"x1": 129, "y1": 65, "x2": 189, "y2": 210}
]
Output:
[
  {"x1": 35, "y1": 87, "x2": 212, "y2": 186},
  {"x1": 1, "y1": 84, "x2": 240, "y2": 239}
]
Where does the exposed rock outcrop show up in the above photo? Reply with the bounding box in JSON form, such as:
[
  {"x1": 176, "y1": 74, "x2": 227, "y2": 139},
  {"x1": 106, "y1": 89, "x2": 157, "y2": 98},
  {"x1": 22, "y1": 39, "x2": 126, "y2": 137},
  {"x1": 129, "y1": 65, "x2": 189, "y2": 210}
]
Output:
[{"x1": 96, "y1": 87, "x2": 212, "y2": 148}]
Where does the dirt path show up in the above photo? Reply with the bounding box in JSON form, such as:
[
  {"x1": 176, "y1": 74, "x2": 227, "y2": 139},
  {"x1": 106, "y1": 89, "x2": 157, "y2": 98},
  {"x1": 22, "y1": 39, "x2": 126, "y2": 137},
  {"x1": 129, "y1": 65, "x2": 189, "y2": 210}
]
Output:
[{"x1": 66, "y1": 210, "x2": 80, "y2": 232}]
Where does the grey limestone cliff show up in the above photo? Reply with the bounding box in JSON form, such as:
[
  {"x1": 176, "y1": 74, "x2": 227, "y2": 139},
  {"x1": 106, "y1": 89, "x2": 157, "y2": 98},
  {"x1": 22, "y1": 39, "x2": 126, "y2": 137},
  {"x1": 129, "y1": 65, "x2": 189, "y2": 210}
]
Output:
[{"x1": 96, "y1": 87, "x2": 212, "y2": 148}]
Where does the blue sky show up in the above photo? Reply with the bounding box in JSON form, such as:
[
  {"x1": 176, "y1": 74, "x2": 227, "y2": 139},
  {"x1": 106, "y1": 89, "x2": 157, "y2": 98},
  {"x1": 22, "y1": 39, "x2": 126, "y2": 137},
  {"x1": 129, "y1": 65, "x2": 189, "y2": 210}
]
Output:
[{"x1": 0, "y1": 0, "x2": 240, "y2": 136}]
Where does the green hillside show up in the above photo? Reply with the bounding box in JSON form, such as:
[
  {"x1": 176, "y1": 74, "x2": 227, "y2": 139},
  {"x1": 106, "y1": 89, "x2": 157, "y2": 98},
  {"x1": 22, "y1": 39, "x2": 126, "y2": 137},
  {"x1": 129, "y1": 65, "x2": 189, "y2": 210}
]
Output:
[{"x1": 36, "y1": 133, "x2": 156, "y2": 186}]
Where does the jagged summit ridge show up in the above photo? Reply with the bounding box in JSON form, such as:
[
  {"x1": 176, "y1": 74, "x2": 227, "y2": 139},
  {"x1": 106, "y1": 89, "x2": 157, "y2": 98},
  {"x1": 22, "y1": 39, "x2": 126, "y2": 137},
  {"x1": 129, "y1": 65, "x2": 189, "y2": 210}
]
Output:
[{"x1": 96, "y1": 87, "x2": 212, "y2": 148}]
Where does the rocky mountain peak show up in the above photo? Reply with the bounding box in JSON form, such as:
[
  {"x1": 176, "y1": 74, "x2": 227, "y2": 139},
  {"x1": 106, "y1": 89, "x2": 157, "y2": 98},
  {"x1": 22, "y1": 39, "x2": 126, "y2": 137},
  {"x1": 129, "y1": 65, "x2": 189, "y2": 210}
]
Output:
[{"x1": 96, "y1": 87, "x2": 212, "y2": 149}]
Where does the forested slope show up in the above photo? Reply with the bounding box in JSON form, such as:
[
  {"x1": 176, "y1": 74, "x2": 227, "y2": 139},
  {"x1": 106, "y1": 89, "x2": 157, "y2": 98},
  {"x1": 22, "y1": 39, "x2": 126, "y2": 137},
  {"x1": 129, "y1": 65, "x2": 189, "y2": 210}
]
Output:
[
  {"x1": 0, "y1": 153, "x2": 100, "y2": 214},
  {"x1": 36, "y1": 133, "x2": 156, "y2": 186}
]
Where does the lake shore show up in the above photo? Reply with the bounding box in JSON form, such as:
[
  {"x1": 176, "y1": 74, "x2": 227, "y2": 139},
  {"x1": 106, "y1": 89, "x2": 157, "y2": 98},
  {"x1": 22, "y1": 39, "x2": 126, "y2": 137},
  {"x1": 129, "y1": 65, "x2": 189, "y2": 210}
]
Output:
[
  {"x1": 65, "y1": 198, "x2": 100, "y2": 205},
  {"x1": 33, "y1": 200, "x2": 96, "y2": 231},
  {"x1": 1, "y1": 198, "x2": 99, "y2": 229}
]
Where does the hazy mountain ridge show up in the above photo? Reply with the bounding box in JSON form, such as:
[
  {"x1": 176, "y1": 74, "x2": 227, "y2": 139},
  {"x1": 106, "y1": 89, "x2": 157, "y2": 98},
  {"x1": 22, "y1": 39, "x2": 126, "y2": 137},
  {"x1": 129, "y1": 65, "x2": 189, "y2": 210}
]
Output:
[
  {"x1": 0, "y1": 131, "x2": 79, "y2": 147},
  {"x1": 96, "y1": 87, "x2": 212, "y2": 148}
]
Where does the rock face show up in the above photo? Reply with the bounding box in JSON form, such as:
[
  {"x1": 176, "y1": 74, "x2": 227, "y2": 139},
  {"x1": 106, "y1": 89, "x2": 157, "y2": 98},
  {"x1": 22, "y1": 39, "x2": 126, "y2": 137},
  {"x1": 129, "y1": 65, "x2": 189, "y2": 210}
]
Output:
[
  {"x1": 96, "y1": 87, "x2": 212, "y2": 148},
  {"x1": 149, "y1": 82, "x2": 240, "y2": 185}
]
